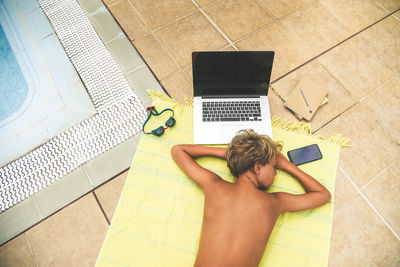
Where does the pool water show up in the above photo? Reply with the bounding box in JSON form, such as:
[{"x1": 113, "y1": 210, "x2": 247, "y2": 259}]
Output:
[
  {"x1": 0, "y1": 0, "x2": 97, "y2": 167},
  {"x1": 0, "y1": 24, "x2": 28, "y2": 122}
]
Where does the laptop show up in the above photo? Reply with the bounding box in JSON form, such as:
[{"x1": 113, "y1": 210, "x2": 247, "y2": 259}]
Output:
[{"x1": 192, "y1": 51, "x2": 275, "y2": 144}]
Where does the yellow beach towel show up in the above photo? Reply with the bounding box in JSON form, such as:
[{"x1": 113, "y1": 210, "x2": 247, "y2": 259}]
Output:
[{"x1": 96, "y1": 91, "x2": 349, "y2": 267}]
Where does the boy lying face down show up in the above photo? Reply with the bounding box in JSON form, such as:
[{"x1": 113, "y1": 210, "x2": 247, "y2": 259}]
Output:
[{"x1": 171, "y1": 130, "x2": 331, "y2": 267}]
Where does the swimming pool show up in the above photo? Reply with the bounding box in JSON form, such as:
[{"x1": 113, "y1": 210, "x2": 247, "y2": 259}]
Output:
[
  {"x1": 0, "y1": 0, "x2": 96, "y2": 167},
  {"x1": 0, "y1": 24, "x2": 28, "y2": 122}
]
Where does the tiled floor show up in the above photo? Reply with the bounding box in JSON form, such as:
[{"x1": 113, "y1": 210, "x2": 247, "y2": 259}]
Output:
[{"x1": 1, "y1": 0, "x2": 399, "y2": 266}]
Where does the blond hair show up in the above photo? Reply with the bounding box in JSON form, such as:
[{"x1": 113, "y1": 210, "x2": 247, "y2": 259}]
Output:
[{"x1": 226, "y1": 130, "x2": 282, "y2": 178}]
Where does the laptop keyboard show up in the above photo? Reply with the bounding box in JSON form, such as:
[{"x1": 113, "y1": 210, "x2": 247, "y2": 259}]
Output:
[{"x1": 202, "y1": 100, "x2": 262, "y2": 122}]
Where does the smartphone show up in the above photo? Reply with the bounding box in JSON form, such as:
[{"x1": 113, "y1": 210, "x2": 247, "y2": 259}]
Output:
[{"x1": 287, "y1": 144, "x2": 322, "y2": 166}]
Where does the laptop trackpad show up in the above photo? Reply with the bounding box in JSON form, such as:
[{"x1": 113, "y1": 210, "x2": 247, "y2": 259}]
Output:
[{"x1": 221, "y1": 124, "x2": 246, "y2": 140}]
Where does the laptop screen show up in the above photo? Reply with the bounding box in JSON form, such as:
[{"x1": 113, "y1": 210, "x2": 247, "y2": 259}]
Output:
[{"x1": 192, "y1": 51, "x2": 274, "y2": 97}]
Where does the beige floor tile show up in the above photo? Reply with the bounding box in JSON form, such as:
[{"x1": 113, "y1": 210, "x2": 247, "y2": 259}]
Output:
[
  {"x1": 0, "y1": 234, "x2": 36, "y2": 267},
  {"x1": 95, "y1": 170, "x2": 129, "y2": 221},
  {"x1": 222, "y1": 45, "x2": 236, "y2": 51},
  {"x1": 203, "y1": 0, "x2": 275, "y2": 41},
  {"x1": 161, "y1": 72, "x2": 193, "y2": 103},
  {"x1": 236, "y1": 22, "x2": 312, "y2": 81},
  {"x1": 134, "y1": 34, "x2": 180, "y2": 80},
  {"x1": 109, "y1": 0, "x2": 148, "y2": 41},
  {"x1": 375, "y1": 0, "x2": 400, "y2": 13},
  {"x1": 103, "y1": 0, "x2": 121, "y2": 6},
  {"x1": 320, "y1": 0, "x2": 388, "y2": 34},
  {"x1": 326, "y1": 170, "x2": 359, "y2": 266},
  {"x1": 328, "y1": 192, "x2": 400, "y2": 266},
  {"x1": 362, "y1": 75, "x2": 400, "y2": 145},
  {"x1": 272, "y1": 60, "x2": 357, "y2": 131},
  {"x1": 194, "y1": 0, "x2": 218, "y2": 6},
  {"x1": 363, "y1": 160, "x2": 400, "y2": 237},
  {"x1": 315, "y1": 102, "x2": 400, "y2": 188},
  {"x1": 129, "y1": 0, "x2": 197, "y2": 30},
  {"x1": 333, "y1": 169, "x2": 358, "y2": 207},
  {"x1": 184, "y1": 66, "x2": 193, "y2": 84},
  {"x1": 156, "y1": 12, "x2": 228, "y2": 68},
  {"x1": 280, "y1": 1, "x2": 351, "y2": 56},
  {"x1": 319, "y1": 35, "x2": 397, "y2": 100},
  {"x1": 358, "y1": 15, "x2": 400, "y2": 72},
  {"x1": 25, "y1": 194, "x2": 108, "y2": 267},
  {"x1": 257, "y1": 0, "x2": 314, "y2": 19}
]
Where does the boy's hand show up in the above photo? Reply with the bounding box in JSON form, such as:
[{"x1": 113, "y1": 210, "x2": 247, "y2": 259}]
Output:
[
  {"x1": 273, "y1": 152, "x2": 331, "y2": 213},
  {"x1": 275, "y1": 153, "x2": 292, "y2": 171}
]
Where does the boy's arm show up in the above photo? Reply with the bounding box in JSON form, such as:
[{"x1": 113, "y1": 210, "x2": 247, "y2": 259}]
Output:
[
  {"x1": 273, "y1": 153, "x2": 331, "y2": 213},
  {"x1": 171, "y1": 145, "x2": 227, "y2": 190}
]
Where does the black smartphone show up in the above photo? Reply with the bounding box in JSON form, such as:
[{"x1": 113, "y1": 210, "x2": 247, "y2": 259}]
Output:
[{"x1": 287, "y1": 144, "x2": 322, "y2": 166}]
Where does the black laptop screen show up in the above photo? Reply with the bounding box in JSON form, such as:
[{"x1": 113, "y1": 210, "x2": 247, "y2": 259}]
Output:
[{"x1": 192, "y1": 51, "x2": 274, "y2": 97}]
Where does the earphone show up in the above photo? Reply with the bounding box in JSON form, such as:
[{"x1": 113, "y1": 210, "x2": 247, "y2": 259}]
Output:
[{"x1": 142, "y1": 106, "x2": 176, "y2": 136}]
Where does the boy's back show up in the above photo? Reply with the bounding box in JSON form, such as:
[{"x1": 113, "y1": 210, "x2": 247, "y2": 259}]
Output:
[
  {"x1": 196, "y1": 179, "x2": 280, "y2": 267},
  {"x1": 171, "y1": 130, "x2": 331, "y2": 267}
]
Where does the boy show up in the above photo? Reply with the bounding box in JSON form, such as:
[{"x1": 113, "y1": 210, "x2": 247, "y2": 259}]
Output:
[{"x1": 171, "y1": 130, "x2": 331, "y2": 267}]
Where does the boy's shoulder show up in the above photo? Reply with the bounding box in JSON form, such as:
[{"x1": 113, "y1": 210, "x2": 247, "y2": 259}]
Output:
[
  {"x1": 262, "y1": 192, "x2": 289, "y2": 210},
  {"x1": 202, "y1": 176, "x2": 233, "y2": 193}
]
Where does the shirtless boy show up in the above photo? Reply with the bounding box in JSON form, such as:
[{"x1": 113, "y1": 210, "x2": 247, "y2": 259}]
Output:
[{"x1": 171, "y1": 130, "x2": 331, "y2": 267}]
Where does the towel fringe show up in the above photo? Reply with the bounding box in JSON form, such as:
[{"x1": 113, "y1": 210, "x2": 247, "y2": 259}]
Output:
[
  {"x1": 184, "y1": 96, "x2": 194, "y2": 107},
  {"x1": 271, "y1": 116, "x2": 313, "y2": 135},
  {"x1": 316, "y1": 134, "x2": 352, "y2": 148},
  {"x1": 147, "y1": 90, "x2": 177, "y2": 104},
  {"x1": 147, "y1": 90, "x2": 192, "y2": 113},
  {"x1": 272, "y1": 116, "x2": 351, "y2": 147},
  {"x1": 147, "y1": 91, "x2": 351, "y2": 147}
]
